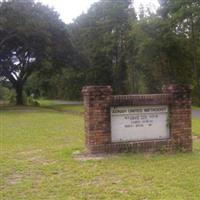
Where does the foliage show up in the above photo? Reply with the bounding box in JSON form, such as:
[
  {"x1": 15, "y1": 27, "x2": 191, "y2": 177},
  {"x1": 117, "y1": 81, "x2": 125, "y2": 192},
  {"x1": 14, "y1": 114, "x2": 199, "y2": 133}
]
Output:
[
  {"x1": 26, "y1": 96, "x2": 39, "y2": 106},
  {"x1": 130, "y1": 18, "x2": 193, "y2": 92},
  {"x1": 0, "y1": 85, "x2": 13, "y2": 100},
  {"x1": 0, "y1": 0, "x2": 77, "y2": 104},
  {"x1": 158, "y1": 0, "x2": 200, "y2": 98},
  {"x1": 65, "y1": 0, "x2": 199, "y2": 96},
  {"x1": 68, "y1": 0, "x2": 135, "y2": 94},
  {"x1": 24, "y1": 67, "x2": 85, "y2": 100},
  {"x1": 1, "y1": 0, "x2": 199, "y2": 101}
]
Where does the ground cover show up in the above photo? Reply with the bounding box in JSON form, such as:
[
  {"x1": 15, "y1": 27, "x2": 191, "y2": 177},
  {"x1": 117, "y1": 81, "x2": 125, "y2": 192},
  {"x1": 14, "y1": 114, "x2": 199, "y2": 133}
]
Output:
[
  {"x1": 38, "y1": 99, "x2": 83, "y2": 114},
  {"x1": 0, "y1": 105, "x2": 200, "y2": 200},
  {"x1": 192, "y1": 119, "x2": 200, "y2": 136},
  {"x1": 193, "y1": 106, "x2": 200, "y2": 110}
]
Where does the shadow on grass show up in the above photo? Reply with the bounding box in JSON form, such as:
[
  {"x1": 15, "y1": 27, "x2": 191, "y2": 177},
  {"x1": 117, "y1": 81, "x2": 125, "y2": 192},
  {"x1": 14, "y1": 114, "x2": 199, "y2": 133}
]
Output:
[{"x1": 0, "y1": 103, "x2": 83, "y2": 115}]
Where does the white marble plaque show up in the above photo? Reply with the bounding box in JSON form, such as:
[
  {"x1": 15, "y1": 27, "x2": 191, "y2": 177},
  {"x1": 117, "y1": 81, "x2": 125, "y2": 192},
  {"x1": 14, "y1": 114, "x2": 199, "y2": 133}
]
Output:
[{"x1": 111, "y1": 105, "x2": 169, "y2": 142}]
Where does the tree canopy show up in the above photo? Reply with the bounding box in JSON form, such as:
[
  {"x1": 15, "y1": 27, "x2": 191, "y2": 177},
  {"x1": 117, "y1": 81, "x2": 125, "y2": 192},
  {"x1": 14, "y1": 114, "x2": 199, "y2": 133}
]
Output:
[
  {"x1": 67, "y1": 0, "x2": 134, "y2": 94},
  {"x1": 66, "y1": 0, "x2": 199, "y2": 97},
  {"x1": 0, "y1": 0, "x2": 78, "y2": 104},
  {"x1": 1, "y1": 0, "x2": 199, "y2": 105}
]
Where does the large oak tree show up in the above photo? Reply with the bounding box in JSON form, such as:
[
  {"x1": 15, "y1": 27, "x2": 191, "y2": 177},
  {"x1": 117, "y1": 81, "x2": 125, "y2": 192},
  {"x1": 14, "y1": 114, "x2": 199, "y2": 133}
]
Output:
[{"x1": 0, "y1": 0, "x2": 77, "y2": 104}]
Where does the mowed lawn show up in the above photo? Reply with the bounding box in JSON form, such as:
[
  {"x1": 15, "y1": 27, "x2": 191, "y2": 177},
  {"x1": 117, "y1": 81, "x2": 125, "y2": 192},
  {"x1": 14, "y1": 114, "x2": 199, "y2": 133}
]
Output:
[{"x1": 0, "y1": 105, "x2": 200, "y2": 200}]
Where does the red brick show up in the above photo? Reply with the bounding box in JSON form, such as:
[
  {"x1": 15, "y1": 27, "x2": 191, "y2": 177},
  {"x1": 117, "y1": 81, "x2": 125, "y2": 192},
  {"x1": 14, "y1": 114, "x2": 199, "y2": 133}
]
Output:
[{"x1": 82, "y1": 84, "x2": 192, "y2": 154}]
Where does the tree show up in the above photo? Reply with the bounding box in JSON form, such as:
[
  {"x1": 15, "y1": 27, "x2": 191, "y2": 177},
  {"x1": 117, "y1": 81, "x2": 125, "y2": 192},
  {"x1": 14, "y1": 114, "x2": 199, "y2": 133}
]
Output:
[
  {"x1": 158, "y1": 0, "x2": 200, "y2": 100},
  {"x1": 68, "y1": 0, "x2": 135, "y2": 94},
  {"x1": 134, "y1": 18, "x2": 193, "y2": 92},
  {"x1": 0, "y1": 0, "x2": 77, "y2": 104},
  {"x1": 122, "y1": 1, "x2": 198, "y2": 94}
]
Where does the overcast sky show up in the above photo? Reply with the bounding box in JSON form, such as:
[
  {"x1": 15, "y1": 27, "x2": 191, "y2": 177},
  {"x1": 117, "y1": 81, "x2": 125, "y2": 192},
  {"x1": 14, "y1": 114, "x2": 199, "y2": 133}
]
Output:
[{"x1": 37, "y1": 0, "x2": 160, "y2": 24}]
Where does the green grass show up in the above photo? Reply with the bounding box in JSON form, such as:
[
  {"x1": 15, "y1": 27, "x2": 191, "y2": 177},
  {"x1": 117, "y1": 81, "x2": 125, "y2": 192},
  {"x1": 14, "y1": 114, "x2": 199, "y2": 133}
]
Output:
[
  {"x1": 1, "y1": 105, "x2": 200, "y2": 200},
  {"x1": 193, "y1": 119, "x2": 200, "y2": 136},
  {"x1": 37, "y1": 99, "x2": 84, "y2": 113},
  {"x1": 192, "y1": 106, "x2": 200, "y2": 110},
  {"x1": 192, "y1": 106, "x2": 200, "y2": 136}
]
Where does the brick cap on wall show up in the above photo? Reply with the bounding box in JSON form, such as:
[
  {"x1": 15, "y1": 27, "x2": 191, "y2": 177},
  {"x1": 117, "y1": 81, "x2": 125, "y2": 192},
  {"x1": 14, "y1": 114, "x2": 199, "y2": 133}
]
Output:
[
  {"x1": 82, "y1": 85, "x2": 113, "y2": 95},
  {"x1": 162, "y1": 84, "x2": 192, "y2": 93}
]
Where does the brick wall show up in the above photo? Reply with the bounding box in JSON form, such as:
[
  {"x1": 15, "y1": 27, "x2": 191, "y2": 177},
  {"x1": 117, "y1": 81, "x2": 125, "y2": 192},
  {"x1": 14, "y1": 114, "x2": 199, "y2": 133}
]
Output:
[
  {"x1": 163, "y1": 84, "x2": 192, "y2": 152},
  {"x1": 82, "y1": 84, "x2": 192, "y2": 154}
]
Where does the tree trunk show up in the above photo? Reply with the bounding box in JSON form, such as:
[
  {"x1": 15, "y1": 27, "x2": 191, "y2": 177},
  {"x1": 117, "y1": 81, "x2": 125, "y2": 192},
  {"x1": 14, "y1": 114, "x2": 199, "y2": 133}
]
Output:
[{"x1": 15, "y1": 84, "x2": 24, "y2": 105}]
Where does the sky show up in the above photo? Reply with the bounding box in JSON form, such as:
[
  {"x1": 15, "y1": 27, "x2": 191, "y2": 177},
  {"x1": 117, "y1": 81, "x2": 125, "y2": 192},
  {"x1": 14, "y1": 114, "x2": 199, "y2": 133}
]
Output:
[{"x1": 37, "y1": 0, "x2": 160, "y2": 24}]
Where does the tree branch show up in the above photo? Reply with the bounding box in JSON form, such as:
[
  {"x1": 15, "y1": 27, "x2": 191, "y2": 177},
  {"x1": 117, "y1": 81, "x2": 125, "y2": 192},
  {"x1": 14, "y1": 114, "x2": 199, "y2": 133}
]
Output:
[
  {"x1": 0, "y1": 32, "x2": 16, "y2": 47},
  {"x1": 0, "y1": 67, "x2": 17, "y2": 86}
]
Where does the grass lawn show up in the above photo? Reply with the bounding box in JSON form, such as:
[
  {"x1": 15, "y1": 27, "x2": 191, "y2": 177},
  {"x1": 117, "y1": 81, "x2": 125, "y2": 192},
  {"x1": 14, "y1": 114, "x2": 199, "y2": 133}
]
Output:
[
  {"x1": 0, "y1": 105, "x2": 200, "y2": 200},
  {"x1": 193, "y1": 119, "x2": 200, "y2": 136},
  {"x1": 37, "y1": 99, "x2": 84, "y2": 114},
  {"x1": 193, "y1": 106, "x2": 200, "y2": 110},
  {"x1": 192, "y1": 106, "x2": 200, "y2": 136}
]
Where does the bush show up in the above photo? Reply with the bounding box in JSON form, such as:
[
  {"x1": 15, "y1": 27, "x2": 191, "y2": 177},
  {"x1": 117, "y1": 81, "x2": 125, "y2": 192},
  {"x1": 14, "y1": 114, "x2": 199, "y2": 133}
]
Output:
[
  {"x1": 192, "y1": 97, "x2": 200, "y2": 106},
  {"x1": 0, "y1": 86, "x2": 10, "y2": 100},
  {"x1": 26, "y1": 96, "x2": 40, "y2": 106},
  {"x1": 0, "y1": 86, "x2": 16, "y2": 104},
  {"x1": 192, "y1": 83, "x2": 200, "y2": 106}
]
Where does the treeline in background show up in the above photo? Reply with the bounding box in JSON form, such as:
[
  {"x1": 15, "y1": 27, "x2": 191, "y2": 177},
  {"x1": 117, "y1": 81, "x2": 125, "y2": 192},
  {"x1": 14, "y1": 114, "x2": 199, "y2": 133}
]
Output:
[{"x1": 0, "y1": 0, "x2": 200, "y2": 105}]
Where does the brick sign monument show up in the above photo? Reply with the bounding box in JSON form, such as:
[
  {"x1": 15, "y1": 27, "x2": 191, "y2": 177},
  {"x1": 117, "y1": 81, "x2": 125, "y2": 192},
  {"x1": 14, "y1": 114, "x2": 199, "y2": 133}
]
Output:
[{"x1": 82, "y1": 85, "x2": 192, "y2": 154}]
